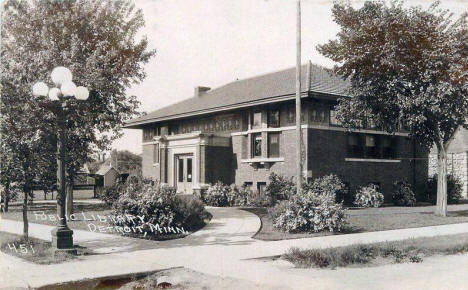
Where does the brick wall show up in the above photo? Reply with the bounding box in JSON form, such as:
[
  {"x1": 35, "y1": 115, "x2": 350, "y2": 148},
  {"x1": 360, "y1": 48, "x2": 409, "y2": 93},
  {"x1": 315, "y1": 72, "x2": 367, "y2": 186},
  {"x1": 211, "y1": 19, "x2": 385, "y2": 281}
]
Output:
[
  {"x1": 232, "y1": 129, "x2": 301, "y2": 190},
  {"x1": 142, "y1": 144, "x2": 159, "y2": 181},
  {"x1": 307, "y1": 129, "x2": 427, "y2": 202}
]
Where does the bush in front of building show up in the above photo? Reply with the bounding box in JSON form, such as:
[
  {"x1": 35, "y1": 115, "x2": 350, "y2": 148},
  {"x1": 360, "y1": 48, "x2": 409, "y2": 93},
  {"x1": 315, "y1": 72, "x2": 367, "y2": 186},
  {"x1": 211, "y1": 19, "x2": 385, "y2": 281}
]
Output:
[
  {"x1": 246, "y1": 187, "x2": 274, "y2": 207},
  {"x1": 203, "y1": 182, "x2": 270, "y2": 207},
  {"x1": 392, "y1": 180, "x2": 416, "y2": 206},
  {"x1": 99, "y1": 183, "x2": 124, "y2": 206},
  {"x1": 426, "y1": 174, "x2": 463, "y2": 205},
  {"x1": 353, "y1": 184, "x2": 384, "y2": 208},
  {"x1": 203, "y1": 182, "x2": 230, "y2": 207},
  {"x1": 303, "y1": 174, "x2": 350, "y2": 205},
  {"x1": 227, "y1": 184, "x2": 250, "y2": 206},
  {"x1": 269, "y1": 188, "x2": 347, "y2": 233},
  {"x1": 111, "y1": 182, "x2": 208, "y2": 238},
  {"x1": 264, "y1": 173, "x2": 295, "y2": 204}
]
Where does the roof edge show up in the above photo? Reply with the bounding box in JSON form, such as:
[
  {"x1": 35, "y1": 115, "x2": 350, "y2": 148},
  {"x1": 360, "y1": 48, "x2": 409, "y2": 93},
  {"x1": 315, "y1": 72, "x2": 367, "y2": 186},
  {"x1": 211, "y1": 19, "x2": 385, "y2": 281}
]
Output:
[{"x1": 124, "y1": 90, "x2": 345, "y2": 129}]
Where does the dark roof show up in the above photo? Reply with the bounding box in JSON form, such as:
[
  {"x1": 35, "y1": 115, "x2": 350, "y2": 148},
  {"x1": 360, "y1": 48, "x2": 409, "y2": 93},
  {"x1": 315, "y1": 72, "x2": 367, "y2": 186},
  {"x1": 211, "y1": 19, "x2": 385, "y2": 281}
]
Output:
[
  {"x1": 125, "y1": 64, "x2": 351, "y2": 128},
  {"x1": 96, "y1": 165, "x2": 119, "y2": 176}
]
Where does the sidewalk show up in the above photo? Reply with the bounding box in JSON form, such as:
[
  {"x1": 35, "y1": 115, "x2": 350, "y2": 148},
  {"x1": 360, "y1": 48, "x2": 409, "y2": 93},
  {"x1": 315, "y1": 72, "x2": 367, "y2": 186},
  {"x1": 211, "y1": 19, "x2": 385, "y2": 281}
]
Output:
[{"x1": 1, "y1": 207, "x2": 468, "y2": 289}]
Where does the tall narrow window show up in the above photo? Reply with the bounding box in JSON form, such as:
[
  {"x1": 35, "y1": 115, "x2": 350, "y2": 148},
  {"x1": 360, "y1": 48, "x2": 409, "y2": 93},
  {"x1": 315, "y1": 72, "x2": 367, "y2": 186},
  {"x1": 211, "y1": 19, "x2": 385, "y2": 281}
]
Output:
[
  {"x1": 330, "y1": 109, "x2": 341, "y2": 126},
  {"x1": 268, "y1": 109, "x2": 280, "y2": 128},
  {"x1": 252, "y1": 111, "x2": 262, "y2": 128},
  {"x1": 364, "y1": 135, "x2": 378, "y2": 158},
  {"x1": 257, "y1": 182, "x2": 267, "y2": 194},
  {"x1": 153, "y1": 143, "x2": 159, "y2": 164},
  {"x1": 178, "y1": 159, "x2": 184, "y2": 182},
  {"x1": 382, "y1": 136, "x2": 396, "y2": 159},
  {"x1": 286, "y1": 106, "x2": 296, "y2": 124},
  {"x1": 252, "y1": 133, "x2": 262, "y2": 157},
  {"x1": 268, "y1": 133, "x2": 280, "y2": 157},
  {"x1": 187, "y1": 159, "x2": 192, "y2": 182},
  {"x1": 347, "y1": 134, "x2": 362, "y2": 158}
]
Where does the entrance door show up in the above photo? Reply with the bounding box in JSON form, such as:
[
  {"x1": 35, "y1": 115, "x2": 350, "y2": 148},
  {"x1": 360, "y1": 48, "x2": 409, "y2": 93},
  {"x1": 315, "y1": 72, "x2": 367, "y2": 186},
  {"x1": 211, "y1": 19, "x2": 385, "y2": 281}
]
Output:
[{"x1": 176, "y1": 154, "x2": 193, "y2": 193}]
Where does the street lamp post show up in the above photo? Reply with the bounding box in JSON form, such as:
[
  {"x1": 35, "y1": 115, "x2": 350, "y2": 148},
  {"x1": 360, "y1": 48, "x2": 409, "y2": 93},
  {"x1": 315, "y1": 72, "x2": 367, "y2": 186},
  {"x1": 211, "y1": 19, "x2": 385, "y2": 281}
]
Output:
[{"x1": 33, "y1": 66, "x2": 89, "y2": 254}]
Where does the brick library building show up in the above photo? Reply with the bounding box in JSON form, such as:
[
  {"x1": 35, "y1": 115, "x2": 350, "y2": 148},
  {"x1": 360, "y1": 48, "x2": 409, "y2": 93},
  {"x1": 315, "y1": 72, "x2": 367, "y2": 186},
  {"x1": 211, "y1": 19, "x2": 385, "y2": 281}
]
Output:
[{"x1": 125, "y1": 64, "x2": 428, "y2": 201}]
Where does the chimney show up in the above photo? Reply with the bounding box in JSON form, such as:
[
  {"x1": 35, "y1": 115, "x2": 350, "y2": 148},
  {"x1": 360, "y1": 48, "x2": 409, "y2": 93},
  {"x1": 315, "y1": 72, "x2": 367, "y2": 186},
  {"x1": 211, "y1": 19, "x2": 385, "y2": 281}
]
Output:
[{"x1": 194, "y1": 86, "x2": 211, "y2": 97}]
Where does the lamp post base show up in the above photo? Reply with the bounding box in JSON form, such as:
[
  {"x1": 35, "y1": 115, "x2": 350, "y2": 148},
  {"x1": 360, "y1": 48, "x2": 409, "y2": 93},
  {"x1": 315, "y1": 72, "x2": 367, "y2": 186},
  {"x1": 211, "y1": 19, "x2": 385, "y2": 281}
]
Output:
[{"x1": 51, "y1": 226, "x2": 76, "y2": 255}]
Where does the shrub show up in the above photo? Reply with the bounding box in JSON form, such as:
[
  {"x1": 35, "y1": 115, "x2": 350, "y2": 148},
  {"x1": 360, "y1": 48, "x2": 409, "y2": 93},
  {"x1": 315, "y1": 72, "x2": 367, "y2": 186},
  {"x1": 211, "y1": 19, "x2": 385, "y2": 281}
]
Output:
[
  {"x1": 304, "y1": 174, "x2": 349, "y2": 205},
  {"x1": 246, "y1": 188, "x2": 274, "y2": 207},
  {"x1": 99, "y1": 183, "x2": 124, "y2": 206},
  {"x1": 354, "y1": 184, "x2": 384, "y2": 208},
  {"x1": 392, "y1": 180, "x2": 416, "y2": 206},
  {"x1": 227, "y1": 184, "x2": 250, "y2": 206},
  {"x1": 264, "y1": 173, "x2": 295, "y2": 203},
  {"x1": 270, "y1": 189, "x2": 347, "y2": 233},
  {"x1": 427, "y1": 174, "x2": 463, "y2": 204},
  {"x1": 203, "y1": 182, "x2": 230, "y2": 207},
  {"x1": 111, "y1": 182, "x2": 207, "y2": 238},
  {"x1": 203, "y1": 182, "x2": 272, "y2": 207}
]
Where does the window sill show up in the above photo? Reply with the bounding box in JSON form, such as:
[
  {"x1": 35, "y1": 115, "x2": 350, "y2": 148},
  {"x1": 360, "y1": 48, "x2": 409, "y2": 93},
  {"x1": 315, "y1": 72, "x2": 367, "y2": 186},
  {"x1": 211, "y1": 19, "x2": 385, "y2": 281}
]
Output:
[
  {"x1": 345, "y1": 158, "x2": 400, "y2": 163},
  {"x1": 241, "y1": 157, "x2": 284, "y2": 163}
]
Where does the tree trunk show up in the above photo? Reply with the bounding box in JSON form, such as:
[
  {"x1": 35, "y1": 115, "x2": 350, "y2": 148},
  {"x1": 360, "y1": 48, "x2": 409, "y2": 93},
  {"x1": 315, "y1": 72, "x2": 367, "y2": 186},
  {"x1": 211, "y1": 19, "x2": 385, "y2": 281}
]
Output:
[
  {"x1": 23, "y1": 188, "x2": 29, "y2": 240},
  {"x1": 43, "y1": 189, "x2": 47, "y2": 200},
  {"x1": 3, "y1": 183, "x2": 9, "y2": 213},
  {"x1": 435, "y1": 144, "x2": 448, "y2": 217},
  {"x1": 66, "y1": 181, "x2": 73, "y2": 218}
]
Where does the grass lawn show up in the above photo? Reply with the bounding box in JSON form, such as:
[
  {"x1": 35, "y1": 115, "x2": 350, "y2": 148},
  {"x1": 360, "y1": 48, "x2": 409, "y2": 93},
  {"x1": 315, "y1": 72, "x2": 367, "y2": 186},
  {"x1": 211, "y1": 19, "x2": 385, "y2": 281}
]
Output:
[
  {"x1": 244, "y1": 204, "x2": 468, "y2": 241},
  {"x1": 0, "y1": 231, "x2": 89, "y2": 264},
  {"x1": 282, "y1": 233, "x2": 468, "y2": 269}
]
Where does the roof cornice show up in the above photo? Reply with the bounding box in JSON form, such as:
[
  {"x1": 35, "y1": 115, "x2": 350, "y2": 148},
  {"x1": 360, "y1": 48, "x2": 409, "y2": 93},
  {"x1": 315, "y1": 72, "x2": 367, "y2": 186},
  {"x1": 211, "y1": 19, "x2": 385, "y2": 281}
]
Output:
[{"x1": 124, "y1": 91, "x2": 345, "y2": 128}]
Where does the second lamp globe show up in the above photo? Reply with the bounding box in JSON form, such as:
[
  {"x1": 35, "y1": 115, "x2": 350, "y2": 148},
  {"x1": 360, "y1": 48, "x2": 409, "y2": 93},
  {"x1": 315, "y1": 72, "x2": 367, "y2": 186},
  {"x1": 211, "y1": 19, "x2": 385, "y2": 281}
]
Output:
[{"x1": 51, "y1": 66, "x2": 73, "y2": 86}]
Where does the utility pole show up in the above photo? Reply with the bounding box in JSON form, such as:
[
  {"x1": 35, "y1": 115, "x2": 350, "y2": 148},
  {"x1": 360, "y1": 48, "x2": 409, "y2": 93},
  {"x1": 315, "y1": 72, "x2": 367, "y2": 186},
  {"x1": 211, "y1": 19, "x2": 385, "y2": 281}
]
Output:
[{"x1": 295, "y1": 0, "x2": 302, "y2": 195}]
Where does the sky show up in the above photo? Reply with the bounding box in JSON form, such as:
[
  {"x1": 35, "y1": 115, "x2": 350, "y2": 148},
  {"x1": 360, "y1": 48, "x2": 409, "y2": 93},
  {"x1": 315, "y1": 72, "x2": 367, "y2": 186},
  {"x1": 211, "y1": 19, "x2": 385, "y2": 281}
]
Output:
[{"x1": 112, "y1": 0, "x2": 467, "y2": 154}]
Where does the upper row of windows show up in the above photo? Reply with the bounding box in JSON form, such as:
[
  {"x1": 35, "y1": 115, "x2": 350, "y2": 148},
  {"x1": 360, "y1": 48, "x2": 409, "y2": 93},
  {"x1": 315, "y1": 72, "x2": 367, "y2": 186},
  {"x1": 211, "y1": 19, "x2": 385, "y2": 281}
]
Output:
[{"x1": 252, "y1": 106, "x2": 341, "y2": 129}]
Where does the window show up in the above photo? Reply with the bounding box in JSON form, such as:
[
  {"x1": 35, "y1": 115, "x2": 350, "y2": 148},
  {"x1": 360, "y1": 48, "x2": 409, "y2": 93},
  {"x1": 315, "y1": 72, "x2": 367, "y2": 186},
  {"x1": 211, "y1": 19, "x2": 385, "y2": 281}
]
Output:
[
  {"x1": 347, "y1": 134, "x2": 396, "y2": 159},
  {"x1": 178, "y1": 159, "x2": 184, "y2": 182},
  {"x1": 257, "y1": 182, "x2": 267, "y2": 194},
  {"x1": 252, "y1": 133, "x2": 262, "y2": 157},
  {"x1": 243, "y1": 182, "x2": 253, "y2": 189},
  {"x1": 382, "y1": 136, "x2": 396, "y2": 159},
  {"x1": 268, "y1": 133, "x2": 280, "y2": 157},
  {"x1": 169, "y1": 125, "x2": 177, "y2": 135},
  {"x1": 252, "y1": 111, "x2": 262, "y2": 128},
  {"x1": 364, "y1": 135, "x2": 379, "y2": 158},
  {"x1": 187, "y1": 159, "x2": 192, "y2": 182},
  {"x1": 268, "y1": 109, "x2": 280, "y2": 128},
  {"x1": 330, "y1": 109, "x2": 341, "y2": 126},
  {"x1": 347, "y1": 134, "x2": 362, "y2": 158},
  {"x1": 286, "y1": 106, "x2": 295, "y2": 124},
  {"x1": 153, "y1": 143, "x2": 159, "y2": 164}
]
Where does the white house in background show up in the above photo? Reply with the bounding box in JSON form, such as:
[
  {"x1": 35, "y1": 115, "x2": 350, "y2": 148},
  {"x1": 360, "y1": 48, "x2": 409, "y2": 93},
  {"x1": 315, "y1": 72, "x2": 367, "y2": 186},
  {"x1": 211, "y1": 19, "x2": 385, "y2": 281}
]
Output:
[
  {"x1": 429, "y1": 125, "x2": 468, "y2": 198},
  {"x1": 95, "y1": 165, "x2": 120, "y2": 187}
]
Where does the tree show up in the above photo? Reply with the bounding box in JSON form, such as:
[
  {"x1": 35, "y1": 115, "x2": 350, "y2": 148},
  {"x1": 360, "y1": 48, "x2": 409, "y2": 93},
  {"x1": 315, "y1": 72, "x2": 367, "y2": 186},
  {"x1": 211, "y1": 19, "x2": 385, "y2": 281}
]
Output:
[
  {"x1": 318, "y1": 0, "x2": 468, "y2": 216},
  {"x1": 1, "y1": 0, "x2": 155, "y2": 235},
  {"x1": 0, "y1": 90, "x2": 54, "y2": 238},
  {"x1": 108, "y1": 149, "x2": 142, "y2": 174}
]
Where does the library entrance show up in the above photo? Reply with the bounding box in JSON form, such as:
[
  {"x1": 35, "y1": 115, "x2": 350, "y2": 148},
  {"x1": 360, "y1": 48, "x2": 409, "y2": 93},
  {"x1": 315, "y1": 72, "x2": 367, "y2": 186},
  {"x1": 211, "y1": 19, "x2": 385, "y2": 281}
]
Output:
[{"x1": 175, "y1": 154, "x2": 193, "y2": 193}]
